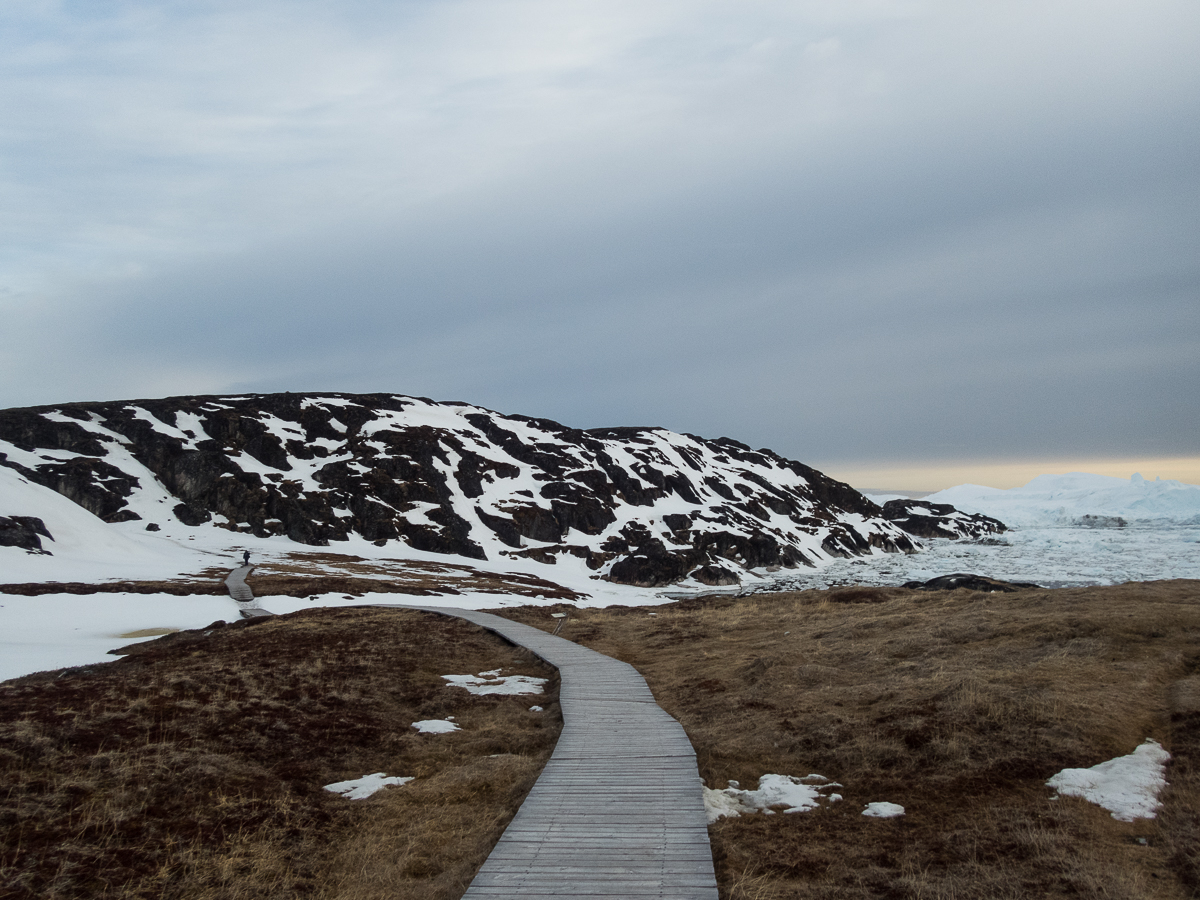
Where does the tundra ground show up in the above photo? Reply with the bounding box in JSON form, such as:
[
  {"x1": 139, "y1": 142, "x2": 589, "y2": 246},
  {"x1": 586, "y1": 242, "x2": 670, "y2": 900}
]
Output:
[
  {"x1": 497, "y1": 579, "x2": 1200, "y2": 899},
  {"x1": 0, "y1": 607, "x2": 561, "y2": 900},
  {"x1": 3, "y1": 581, "x2": 1198, "y2": 899}
]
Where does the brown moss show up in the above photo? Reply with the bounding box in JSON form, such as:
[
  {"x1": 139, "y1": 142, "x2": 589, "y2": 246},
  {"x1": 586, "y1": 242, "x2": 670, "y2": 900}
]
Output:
[{"x1": 0, "y1": 607, "x2": 561, "y2": 900}]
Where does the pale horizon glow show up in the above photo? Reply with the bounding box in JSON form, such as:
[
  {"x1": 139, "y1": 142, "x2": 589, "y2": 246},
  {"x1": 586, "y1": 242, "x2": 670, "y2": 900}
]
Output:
[{"x1": 826, "y1": 456, "x2": 1200, "y2": 493}]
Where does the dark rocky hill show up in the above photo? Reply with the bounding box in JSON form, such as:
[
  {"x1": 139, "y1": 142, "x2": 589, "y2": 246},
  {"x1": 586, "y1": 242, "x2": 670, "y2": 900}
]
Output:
[
  {"x1": 0, "y1": 393, "x2": 1000, "y2": 587},
  {"x1": 878, "y1": 499, "x2": 1007, "y2": 540}
]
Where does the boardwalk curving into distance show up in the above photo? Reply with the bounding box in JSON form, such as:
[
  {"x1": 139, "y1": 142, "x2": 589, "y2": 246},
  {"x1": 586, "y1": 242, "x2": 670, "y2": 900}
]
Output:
[
  {"x1": 401, "y1": 605, "x2": 719, "y2": 900},
  {"x1": 223, "y1": 565, "x2": 255, "y2": 601},
  {"x1": 223, "y1": 566, "x2": 273, "y2": 617}
]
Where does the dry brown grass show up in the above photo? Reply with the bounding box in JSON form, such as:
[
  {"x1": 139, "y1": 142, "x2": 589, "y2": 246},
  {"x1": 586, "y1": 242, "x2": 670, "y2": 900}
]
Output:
[
  {"x1": 238, "y1": 553, "x2": 582, "y2": 601},
  {"x1": 0, "y1": 550, "x2": 583, "y2": 600},
  {"x1": 0, "y1": 607, "x2": 561, "y2": 900},
  {"x1": 495, "y1": 579, "x2": 1200, "y2": 899}
]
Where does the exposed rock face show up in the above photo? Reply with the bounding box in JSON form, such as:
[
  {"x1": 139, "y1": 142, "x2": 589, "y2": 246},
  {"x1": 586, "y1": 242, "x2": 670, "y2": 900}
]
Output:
[
  {"x1": 0, "y1": 516, "x2": 52, "y2": 553},
  {"x1": 880, "y1": 500, "x2": 1007, "y2": 540},
  {"x1": 0, "y1": 392, "x2": 948, "y2": 586}
]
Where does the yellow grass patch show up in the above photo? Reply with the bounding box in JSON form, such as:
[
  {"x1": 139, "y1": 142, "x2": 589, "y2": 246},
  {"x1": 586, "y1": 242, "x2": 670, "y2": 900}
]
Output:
[{"x1": 113, "y1": 627, "x2": 180, "y2": 638}]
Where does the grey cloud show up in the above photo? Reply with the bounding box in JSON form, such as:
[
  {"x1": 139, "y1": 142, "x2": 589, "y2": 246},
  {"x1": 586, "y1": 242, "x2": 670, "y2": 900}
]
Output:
[{"x1": 2, "y1": 1, "x2": 1197, "y2": 469}]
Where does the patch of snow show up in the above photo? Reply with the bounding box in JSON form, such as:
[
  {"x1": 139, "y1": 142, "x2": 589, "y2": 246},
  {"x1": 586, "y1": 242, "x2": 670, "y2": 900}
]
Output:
[
  {"x1": 1046, "y1": 739, "x2": 1170, "y2": 821},
  {"x1": 703, "y1": 774, "x2": 842, "y2": 824},
  {"x1": 324, "y1": 772, "x2": 413, "y2": 800},
  {"x1": 412, "y1": 719, "x2": 461, "y2": 734},
  {"x1": 529, "y1": 705, "x2": 543, "y2": 712},
  {"x1": 862, "y1": 802, "x2": 905, "y2": 818},
  {"x1": 442, "y1": 670, "x2": 548, "y2": 696}
]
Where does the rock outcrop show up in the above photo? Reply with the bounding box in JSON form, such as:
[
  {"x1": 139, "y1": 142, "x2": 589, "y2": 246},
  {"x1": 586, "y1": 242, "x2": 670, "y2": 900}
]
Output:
[
  {"x1": 0, "y1": 516, "x2": 52, "y2": 553},
  {"x1": 879, "y1": 499, "x2": 1007, "y2": 540},
  {"x1": 902, "y1": 573, "x2": 1040, "y2": 592},
  {"x1": 0, "y1": 392, "x2": 992, "y2": 586}
]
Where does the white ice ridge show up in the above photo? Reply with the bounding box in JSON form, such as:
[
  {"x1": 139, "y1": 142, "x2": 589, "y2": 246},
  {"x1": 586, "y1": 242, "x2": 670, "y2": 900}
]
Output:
[
  {"x1": 442, "y1": 668, "x2": 548, "y2": 696},
  {"x1": 703, "y1": 774, "x2": 842, "y2": 824},
  {"x1": 324, "y1": 772, "x2": 414, "y2": 800},
  {"x1": 413, "y1": 718, "x2": 461, "y2": 734},
  {"x1": 925, "y1": 472, "x2": 1200, "y2": 527},
  {"x1": 1046, "y1": 739, "x2": 1171, "y2": 821}
]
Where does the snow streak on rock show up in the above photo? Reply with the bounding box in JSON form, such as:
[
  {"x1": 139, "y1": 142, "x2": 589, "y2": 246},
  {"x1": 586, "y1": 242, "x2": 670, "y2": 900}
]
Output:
[{"x1": 0, "y1": 392, "x2": 982, "y2": 587}]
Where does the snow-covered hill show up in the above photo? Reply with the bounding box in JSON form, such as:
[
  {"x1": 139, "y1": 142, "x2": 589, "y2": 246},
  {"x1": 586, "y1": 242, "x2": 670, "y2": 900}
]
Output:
[
  {"x1": 925, "y1": 472, "x2": 1200, "y2": 528},
  {"x1": 0, "y1": 393, "x2": 999, "y2": 590}
]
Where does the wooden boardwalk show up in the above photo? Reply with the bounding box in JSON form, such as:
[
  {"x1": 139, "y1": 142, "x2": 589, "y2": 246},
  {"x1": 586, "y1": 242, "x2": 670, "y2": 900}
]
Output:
[
  {"x1": 405, "y1": 605, "x2": 719, "y2": 900},
  {"x1": 223, "y1": 566, "x2": 273, "y2": 617},
  {"x1": 223, "y1": 565, "x2": 255, "y2": 601}
]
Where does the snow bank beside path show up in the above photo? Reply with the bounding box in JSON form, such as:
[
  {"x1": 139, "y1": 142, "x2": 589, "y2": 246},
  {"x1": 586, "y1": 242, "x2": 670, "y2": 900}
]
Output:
[
  {"x1": 925, "y1": 472, "x2": 1200, "y2": 527},
  {"x1": 442, "y1": 670, "x2": 547, "y2": 696},
  {"x1": 1047, "y1": 739, "x2": 1171, "y2": 821}
]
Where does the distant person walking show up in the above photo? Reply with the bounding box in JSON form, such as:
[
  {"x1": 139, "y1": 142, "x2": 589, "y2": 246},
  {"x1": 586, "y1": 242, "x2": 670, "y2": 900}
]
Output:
[{"x1": 242, "y1": 549, "x2": 251, "y2": 566}]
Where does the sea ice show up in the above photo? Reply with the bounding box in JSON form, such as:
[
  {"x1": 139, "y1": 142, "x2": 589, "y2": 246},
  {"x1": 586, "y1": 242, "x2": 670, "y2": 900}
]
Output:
[
  {"x1": 925, "y1": 472, "x2": 1200, "y2": 527},
  {"x1": 764, "y1": 521, "x2": 1200, "y2": 590}
]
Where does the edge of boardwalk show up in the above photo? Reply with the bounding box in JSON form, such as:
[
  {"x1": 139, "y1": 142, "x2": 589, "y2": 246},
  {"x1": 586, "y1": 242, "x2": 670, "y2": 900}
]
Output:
[{"x1": 396, "y1": 604, "x2": 720, "y2": 900}]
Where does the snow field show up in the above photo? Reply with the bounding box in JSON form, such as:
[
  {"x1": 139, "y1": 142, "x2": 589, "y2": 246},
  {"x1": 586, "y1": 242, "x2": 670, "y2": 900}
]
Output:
[{"x1": 0, "y1": 593, "x2": 239, "y2": 682}]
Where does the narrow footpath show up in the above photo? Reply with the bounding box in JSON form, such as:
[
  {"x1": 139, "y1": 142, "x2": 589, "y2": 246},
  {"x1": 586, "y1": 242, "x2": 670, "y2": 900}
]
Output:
[
  {"x1": 223, "y1": 565, "x2": 254, "y2": 601},
  {"x1": 223, "y1": 565, "x2": 273, "y2": 617},
  {"x1": 403, "y1": 605, "x2": 719, "y2": 900}
]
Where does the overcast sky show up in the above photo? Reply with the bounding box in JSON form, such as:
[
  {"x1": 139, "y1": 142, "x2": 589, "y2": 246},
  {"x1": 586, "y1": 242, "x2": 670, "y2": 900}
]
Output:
[{"x1": 2, "y1": 0, "x2": 1197, "y2": 486}]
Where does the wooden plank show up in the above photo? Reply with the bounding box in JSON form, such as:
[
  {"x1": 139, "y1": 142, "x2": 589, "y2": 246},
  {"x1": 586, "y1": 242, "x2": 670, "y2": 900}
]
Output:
[{"x1": 400, "y1": 605, "x2": 719, "y2": 900}]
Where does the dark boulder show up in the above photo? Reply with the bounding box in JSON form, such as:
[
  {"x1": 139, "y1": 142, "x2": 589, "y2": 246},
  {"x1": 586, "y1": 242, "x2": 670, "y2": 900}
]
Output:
[
  {"x1": 692, "y1": 565, "x2": 740, "y2": 586},
  {"x1": 608, "y1": 551, "x2": 693, "y2": 587},
  {"x1": 902, "y1": 573, "x2": 1040, "y2": 593}
]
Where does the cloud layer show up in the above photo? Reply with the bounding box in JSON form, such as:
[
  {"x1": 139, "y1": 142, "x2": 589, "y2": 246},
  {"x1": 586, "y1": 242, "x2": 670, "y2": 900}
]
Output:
[{"x1": 2, "y1": 0, "x2": 1197, "y2": 467}]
